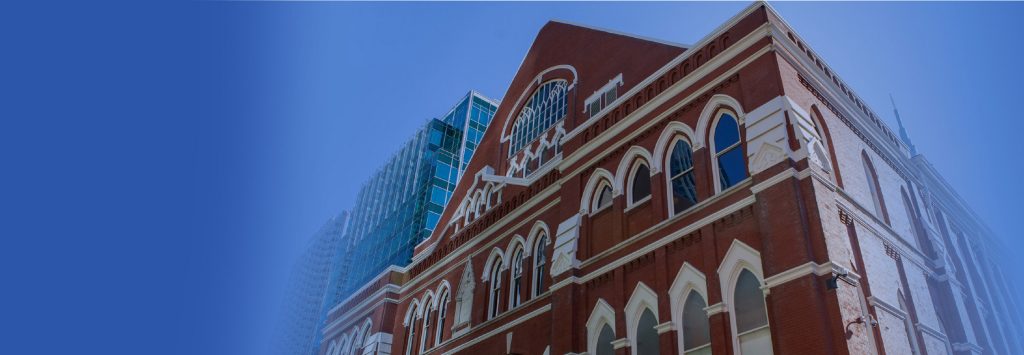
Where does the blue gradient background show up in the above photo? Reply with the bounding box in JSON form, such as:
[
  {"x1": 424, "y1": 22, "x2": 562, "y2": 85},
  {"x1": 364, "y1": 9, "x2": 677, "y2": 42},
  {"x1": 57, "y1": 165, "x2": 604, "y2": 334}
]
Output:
[{"x1": 2, "y1": 2, "x2": 1021, "y2": 355}]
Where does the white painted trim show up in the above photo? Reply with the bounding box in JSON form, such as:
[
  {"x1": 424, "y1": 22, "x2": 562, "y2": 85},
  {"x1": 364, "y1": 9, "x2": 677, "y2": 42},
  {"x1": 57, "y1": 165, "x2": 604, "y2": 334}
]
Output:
[
  {"x1": 618, "y1": 147, "x2": 655, "y2": 208},
  {"x1": 652, "y1": 121, "x2": 699, "y2": 175},
  {"x1": 705, "y1": 104, "x2": 747, "y2": 194},
  {"x1": 500, "y1": 66, "x2": 577, "y2": 142},
  {"x1": 717, "y1": 239, "x2": 772, "y2": 355},
  {"x1": 441, "y1": 304, "x2": 552, "y2": 355},
  {"x1": 669, "y1": 262, "x2": 710, "y2": 353},
  {"x1": 581, "y1": 169, "x2": 615, "y2": 215},
  {"x1": 482, "y1": 247, "x2": 506, "y2": 282},
  {"x1": 586, "y1": 298, "x2": 617, "y2": 355},
  {"x1": 584, "y1": 73, "x2": 625, "y2": 108},
  {"x1": 624, "y1": 282, "x2": 660, "y2": 352}
]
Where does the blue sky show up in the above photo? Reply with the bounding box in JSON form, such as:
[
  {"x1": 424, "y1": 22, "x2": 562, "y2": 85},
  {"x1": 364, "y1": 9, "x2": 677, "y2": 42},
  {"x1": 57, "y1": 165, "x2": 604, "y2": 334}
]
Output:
[
  {"x1": 3, "y1": 2, "x2": 1022, "y2": 355},
  {"x1": 235, "y1": 2, "x2": 1024, "y2": 353}
]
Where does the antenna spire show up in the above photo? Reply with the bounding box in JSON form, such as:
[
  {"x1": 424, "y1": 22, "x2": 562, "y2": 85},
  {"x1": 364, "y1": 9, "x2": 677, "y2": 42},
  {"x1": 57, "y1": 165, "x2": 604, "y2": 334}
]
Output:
[{"x1": 890, "y1": 94, "x2": 918, "y2": 156}]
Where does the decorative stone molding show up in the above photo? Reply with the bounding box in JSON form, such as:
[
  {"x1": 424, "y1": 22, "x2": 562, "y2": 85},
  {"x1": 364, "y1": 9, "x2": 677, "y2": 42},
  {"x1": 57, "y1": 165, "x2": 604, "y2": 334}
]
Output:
[
  {"x1": 748, "y1": 142, "x2": 786, "y2": 175},
  {"x1": 551, "y1": 214, "x2": 582, "y2": 276},
  {"x1": 654, "y1": 321, "x2": 675, "y2": 335},
  {"x1": 611, "y1": 338, "x2": 630, "y2": 350}
]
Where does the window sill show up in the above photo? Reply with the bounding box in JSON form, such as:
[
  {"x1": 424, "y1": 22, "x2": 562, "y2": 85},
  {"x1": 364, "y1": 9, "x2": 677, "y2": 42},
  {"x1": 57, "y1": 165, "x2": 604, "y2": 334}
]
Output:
[{"x1": 624, "y1": 195, "x2": 652, "y2": 213}]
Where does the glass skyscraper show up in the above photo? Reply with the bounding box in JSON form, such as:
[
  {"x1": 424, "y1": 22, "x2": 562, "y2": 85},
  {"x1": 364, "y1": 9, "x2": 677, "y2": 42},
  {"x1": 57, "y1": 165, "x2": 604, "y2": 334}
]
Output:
[{"x1": 324, "y1": 91, "x2": 498, "y2": 308}]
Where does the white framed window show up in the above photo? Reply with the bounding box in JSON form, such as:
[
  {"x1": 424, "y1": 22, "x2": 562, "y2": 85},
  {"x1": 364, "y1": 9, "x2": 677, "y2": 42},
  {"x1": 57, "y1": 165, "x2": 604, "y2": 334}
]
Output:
[
  {"x1": 488, "y1": 260, "x2": 503, "y2": 319},
  {"x1": 419, "y1": 295, "x2": 434, "y2": 353},
  {"x1": 681, "y1": 290, "x2": 711, "y2": 355},
  {"x1": 586, "y1": 299, "x2": 617, "y2": 355},
  {"x1": 711, "y1": 111, "x2": 747, "y2": 191},
  {"x1": 509, "y1": 247, "x2": 524, "y2": 309},
  {"x1": 435, "y1": 291, "x2": 449, "y2": 346},
  {"x1": 532, "y1": 232, "x2": 549, "y2": 296},
  {"x1": 627, "y1": 160, "x2": 652, "y2": 206},
  {"x1": 666, "y1": 137, "x2": 698, "y2": 215},
  {"x1": 733, "y1": 269, "x2": 771, "y2": 355},
  {"x1": 592, "y1": 182, "x2": 613, "y2": 213}
]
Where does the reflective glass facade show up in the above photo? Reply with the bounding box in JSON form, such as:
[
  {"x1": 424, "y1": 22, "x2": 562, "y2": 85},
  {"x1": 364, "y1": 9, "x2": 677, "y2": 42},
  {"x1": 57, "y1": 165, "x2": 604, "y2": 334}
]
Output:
[{"x1": 324, "y1": 91, "x2": 498, "y2": 308}]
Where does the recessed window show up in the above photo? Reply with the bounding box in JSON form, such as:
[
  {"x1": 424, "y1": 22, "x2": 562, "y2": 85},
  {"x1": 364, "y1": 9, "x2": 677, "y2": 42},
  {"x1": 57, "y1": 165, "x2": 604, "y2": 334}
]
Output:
[
  {"x1": 435, "y1": 292, "x2": 449, "y2": 346},
  {"x1": 682, "y1": 291, "x2": 710, "y2": 355},
  {"x1": 630, "y1": 163, "x2": 652, "y2": 204},
  {"x1": 734, "y1": 269, "x2": 772, "y2": 354},
  {"x1": 593, "y1": 184, "x2": 613, "y2": 212},
  {"x1": 510, "y1": 80, "x2": 568, "y2": 157},
  {"x1": 488, "y1": 260, "x2": 503, "y2": 319},
  {"x1": 533, "y1": 233, "x2": 548, "y2": 296},
  {"x1": 596, "y1": 324, "x2": 616, "y2": 355},
  {"x1": 668, "y1": 139, "x2": 698, "y2": 214},
  {"x1": 636, "y1": 309, "x2": 661, "y2": 355},
  {"x1": 586, "y1": 75, "x2": 622, "y2": 119},
  {"x1": 510, "y1": 248, "x2": 524, "y2": 308},
  {"x1": 714, "y1": 113, "x2": 747, "y2": 190},
  {"x1": 862, "y1": 151, "x2": 889, "y2": 225}
]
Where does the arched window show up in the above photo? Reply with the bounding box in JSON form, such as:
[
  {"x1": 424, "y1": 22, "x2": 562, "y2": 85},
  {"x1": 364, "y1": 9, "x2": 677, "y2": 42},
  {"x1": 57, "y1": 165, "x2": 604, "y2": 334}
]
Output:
[
  {"x1": 713, "y1": 112, "x2": 747, "y2": 191},
  {"x1": 404, "y1": 304, "x2": 418, "y2": 355},
  {"x1": 681, "y1": 290, "x2": 710, "y2": 355},
  {"x1": 509, "y1": 247, "x2": 524, "y2": 308},
  {"x1": 668, "y1": 139, "x2": 698, "y2": 215},
  {"x1": 358, "y1": 327, "x2": 371, "y2": 355},
  {"x1": 593, "y1": 183, "x2": 613, "y2": 212},
  {"x1": 734, "y1": 269, "x2": 772, "y2": 355},
  {"x1": 510, "y1": 80, "x2": 569, "y2": 157},
  {"x1": 596, "y1": 324, "x2": 616, "y2": 355},
  {"x1": 533, "y1": 233, "x2": 548, "y2": 296},
  {"x1": 636, "y1": 309, "x2": 661, "y2": 355},
  {"x1": 861, "y1": 151, "x2": 889, "y2": 224},
  {"x1": 419, "y1": 298, "x2": 433, "y2": 352},
  {"x1": 488, "y1": 261, "x2": 503, "y2": 319},
  {"x1": 435, "y1": 291, "x2": 449, "y2": 346},
  {"x1": 629, "y1": 162, "x2": 652, "y2": 204},
  {"x1": 350, "y1": 331, "x2": 362, "y2": 355}
]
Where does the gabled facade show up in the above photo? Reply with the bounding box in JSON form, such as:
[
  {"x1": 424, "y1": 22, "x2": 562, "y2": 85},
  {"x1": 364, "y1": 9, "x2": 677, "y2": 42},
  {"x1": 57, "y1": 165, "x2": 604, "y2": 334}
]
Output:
[{"x1": 319, "y1": 3, "x2": 1022, "y2": 355}]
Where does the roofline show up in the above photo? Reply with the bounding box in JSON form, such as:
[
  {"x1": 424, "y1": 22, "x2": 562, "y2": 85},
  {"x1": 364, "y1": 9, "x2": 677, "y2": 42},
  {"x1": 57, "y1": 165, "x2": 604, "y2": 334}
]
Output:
[{"x1": 549, "y1": 19, "x2": 691, "y2": 49}]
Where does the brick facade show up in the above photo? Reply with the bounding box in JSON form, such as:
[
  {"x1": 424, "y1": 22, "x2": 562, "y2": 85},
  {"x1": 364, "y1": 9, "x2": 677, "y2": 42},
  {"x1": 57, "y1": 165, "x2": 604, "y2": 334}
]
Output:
[{"x1": 319, "y1": 4, "x2": 1022, "y2": 355}]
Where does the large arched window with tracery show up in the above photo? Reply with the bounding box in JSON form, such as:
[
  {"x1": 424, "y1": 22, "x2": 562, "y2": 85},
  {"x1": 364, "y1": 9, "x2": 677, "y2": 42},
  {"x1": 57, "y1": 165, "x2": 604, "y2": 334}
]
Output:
[
  {"x1": 713, "y1": 112, "x2": 747, "y2": 191},
  {"x1": 509, "y1": 80, "x2": 568, "y2": 156}
]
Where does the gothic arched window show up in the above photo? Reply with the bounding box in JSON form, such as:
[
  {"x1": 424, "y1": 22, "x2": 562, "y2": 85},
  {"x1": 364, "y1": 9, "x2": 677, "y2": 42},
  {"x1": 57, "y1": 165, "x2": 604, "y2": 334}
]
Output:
[
  {"x1": 488, "y1": 261, "x2": 503, "y2": 319},
  {"x1": 509, "y1": 247, "x2": 524, "y2": 309},
  {"x1": 635, "y1": 309, "x2": 661, "y2": 355},
  {"x1": 681, "y1": 290, "x2": 710, "y2": 355},
  {"x1": 733, "y1": 269, "x2": 772, "y2": 354},
  {"x1": 593, "y1": 183, "x2": 613, "y2": 212}
]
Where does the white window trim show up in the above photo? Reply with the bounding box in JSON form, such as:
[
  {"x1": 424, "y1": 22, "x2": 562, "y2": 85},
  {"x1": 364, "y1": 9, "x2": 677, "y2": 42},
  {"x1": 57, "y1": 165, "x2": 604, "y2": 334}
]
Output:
[
  {"x1": 624, "y1": 282, "x2": 660, "y2": 353},
  {"x1": 586, "y1": 298, "x2": 617, "y2": 355},
  {"x1": 591, "y1": 181, "x2": 615, "y2": 215},
  {"x1": 668, "y1": 262, "x2": 710, "y2": 354},
  {"x1": 717, "y1": 239, "x2": 772, "y2": 355},
  {"x1": 507, "y1": 246, "x2": 525, "y2": 310},
  {"x1": 579, "y1": 168, "x2": 615, "y2": 215},
  {"x1": 709, "y1": 108, "x2": 747, "y2": 194},
  {"x1": 624, "y1": 158, "x2": 654, "y2": 210},
  {"x1": 531, "y1": 231, "x2": 550, "y2": 297},
  {"x1": 663, "y1": 136, "x2": 698, "y2": 217}
]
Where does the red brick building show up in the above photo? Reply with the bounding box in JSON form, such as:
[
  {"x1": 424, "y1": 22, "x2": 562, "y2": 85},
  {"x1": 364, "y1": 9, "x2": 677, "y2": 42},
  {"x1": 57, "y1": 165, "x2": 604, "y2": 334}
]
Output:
[{"x1": 319, "y1": 3, "x2": 1023, "y2": 355}]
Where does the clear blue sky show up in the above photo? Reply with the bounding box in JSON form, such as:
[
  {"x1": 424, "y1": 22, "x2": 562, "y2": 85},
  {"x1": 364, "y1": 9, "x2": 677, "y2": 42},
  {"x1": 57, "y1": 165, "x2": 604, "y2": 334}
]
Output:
[
  {"x1": 3, "y1": 2, "x2": 1022, "y2": 355},
  {"x1": 236, "y1": 2, "x2": 1024, "y2": 353}
]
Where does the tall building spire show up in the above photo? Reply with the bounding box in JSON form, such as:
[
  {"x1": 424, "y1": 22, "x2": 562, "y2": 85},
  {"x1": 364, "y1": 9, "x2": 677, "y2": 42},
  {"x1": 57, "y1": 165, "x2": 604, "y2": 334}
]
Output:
[{"x1": 890, "y1": 94, "x2": 918, "y2": 156}]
